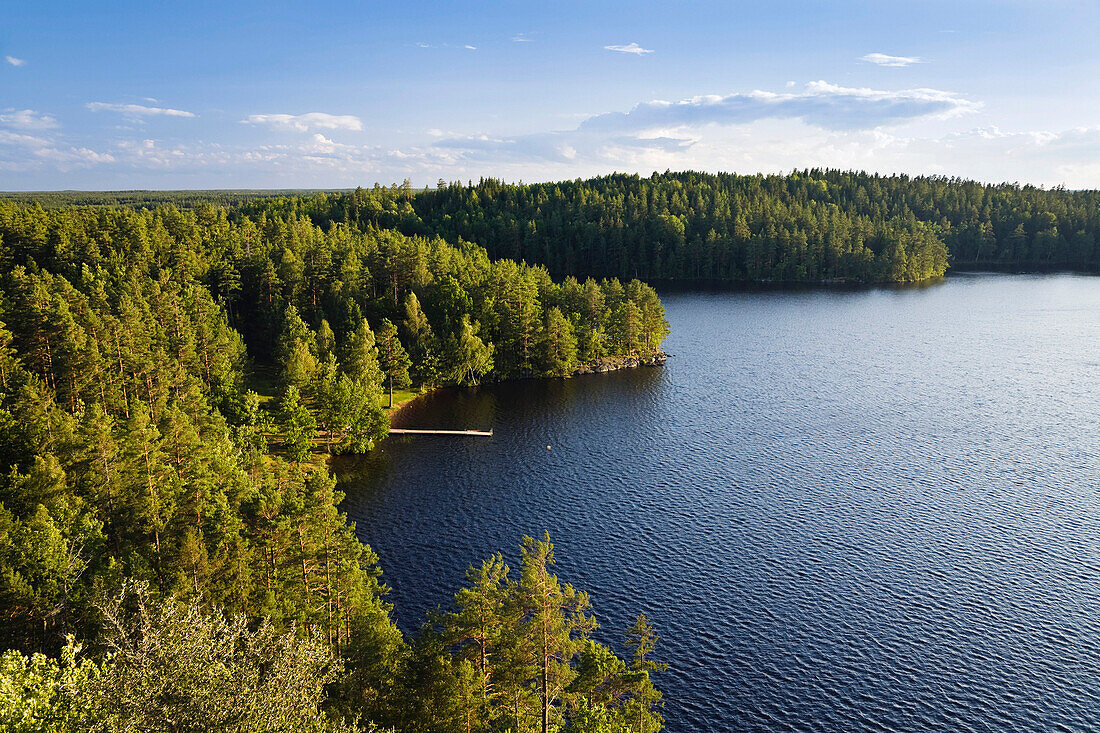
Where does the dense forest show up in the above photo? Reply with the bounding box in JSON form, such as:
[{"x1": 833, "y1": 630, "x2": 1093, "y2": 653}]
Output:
[
  {"x1": 238, "y1": 170, "x2": 1100, "y2": 283},
  {"x1": 0, "y1": 200, "x2": 668, "y2": 731}
]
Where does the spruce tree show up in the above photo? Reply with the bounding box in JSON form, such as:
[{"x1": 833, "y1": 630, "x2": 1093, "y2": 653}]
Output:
[{"x1": 342, "y1": 318, "x2": 384, "y2": 392}]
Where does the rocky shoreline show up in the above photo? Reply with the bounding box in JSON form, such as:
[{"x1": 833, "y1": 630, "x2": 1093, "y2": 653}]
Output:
[{"x1": 573, "y1": 351, "x2": 668, "y2": 375}]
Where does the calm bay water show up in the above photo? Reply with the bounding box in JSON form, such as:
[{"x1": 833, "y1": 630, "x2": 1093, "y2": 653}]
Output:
[{"x1": 339, "y1": 273, "x2": 1100, "y2": 731}]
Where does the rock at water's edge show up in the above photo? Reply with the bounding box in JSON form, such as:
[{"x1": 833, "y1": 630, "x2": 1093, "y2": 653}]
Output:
[{"x1": 573, "y1": 352, "x2": 667, "y2": 375}]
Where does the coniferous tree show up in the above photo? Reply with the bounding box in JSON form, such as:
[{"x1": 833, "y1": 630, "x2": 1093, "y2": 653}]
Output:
[
  {"x1": 375, "y1": 319, "x2": 411, "y2": 409},
  {"x1": 277, "y1": 385, "x2": 316, "y2": 463},
  {"x1": 316, "y1": 318, "x2": 337, "y2": 361},
  {"x1": 538, "y1": 307, "x2": 578, "y2": 377},
  {"x1": 0, "y1": 195, "x2": 672, "y2": 733},
  {"x1": 518, "y1": 532, "x2": 597, "y2": 733},
  {"x1": 342, "y1": 318, "x2": 384, "y2": 391}
]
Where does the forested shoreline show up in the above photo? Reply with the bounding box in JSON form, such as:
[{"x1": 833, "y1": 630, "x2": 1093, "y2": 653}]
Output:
[
  {"x1": 224, "y1": 170, "x2": 1099, "y2": 283},
  {"x1": 0, "y1": 199, "x2": 668, "y2": 731}
]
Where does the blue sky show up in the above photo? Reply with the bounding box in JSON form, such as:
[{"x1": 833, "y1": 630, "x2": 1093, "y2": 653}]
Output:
[{"x1": 2, "y1": 0, "x2": 1099, "y2": 189}]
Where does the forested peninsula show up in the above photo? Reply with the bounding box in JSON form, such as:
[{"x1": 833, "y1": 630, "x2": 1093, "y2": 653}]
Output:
[
  {"x1": 241, "y1": 170, "x2": 1100, "y2": 283},
  {"x1": 0, "y1": 199, "x2": 668, "y2": 731}
]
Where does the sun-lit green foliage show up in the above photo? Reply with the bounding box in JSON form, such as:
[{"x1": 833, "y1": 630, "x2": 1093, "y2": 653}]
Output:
[
  {"x1": 0, "y1": 638, "x2": 97, "y2": 733},
  {"x1": 0, "y1": 198, "x2": 667, "y2": 731},
  {"x1": 383, "y1": 534, "x2": 665, "y2": 733},
  {"x1": 0, "y1": 586, "x2": 358, "y2": 733}
]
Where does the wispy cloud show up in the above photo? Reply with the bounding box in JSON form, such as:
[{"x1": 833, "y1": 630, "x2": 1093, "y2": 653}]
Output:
[
  {"x1": 0, "y1": 110, "x2": 59, "y2": 130},
  {"x1": 86, "y1": 102, "x2": 196, "y2": 118},
  {"x1": 578, "y1": 81, "x2": 977, "y2": 133},
  {"x1": 860, "y1": 53, "x2": 923, "y2": 67},
  {"x1": 605, "y1": 42, "x2": 654, "y2": 55},
  {"x1": 243, "y1": 112, "x2": 363, "y2": 133},
  {"x1": 5, "y1": 56, "x2": 25, "y2": 67},
  {"x1": 415, "y1": 42, "x2": 478, "y2": 50},
  {"x1": 0, "y1": 125, "x2": 116, "y2": 173},
  {"x1": 424, "y1": 81, "x2": 979, "y2": 177},
  {"x1": 512, "y1": 34, "x2": 532, "y2": 43},
  {"x1": 0, "y1": 130, "x2": 52, "y2": 148},
  {"x1": 10, "y1": 118, "x2": 1100, "y2": 191}
]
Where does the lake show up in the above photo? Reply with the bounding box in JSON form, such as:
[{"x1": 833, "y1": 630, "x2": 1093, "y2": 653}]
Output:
[{"x1": 339, "y1": 273, "x2": 1100, "y2": 732}]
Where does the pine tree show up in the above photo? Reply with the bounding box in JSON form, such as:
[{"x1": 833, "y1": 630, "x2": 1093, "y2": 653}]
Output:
[
  {"x1": 119, "y1": 404, "x2": 176, "y2": 579},
  {"x1": 375, "y1": 319, "x2": 411, "y2": 408},
  {"x1": 277, "y1": 386, "x2": 316, "y2": 463},
  {"x1": 518, "y1": 533, "x2": 596, "y2": 733},
  {"x1": 283, "y1": 339, "x2": 319, "y2": 391},
  {"x1": 538, "y1": 307, "x2": 578, "y2": 377}
]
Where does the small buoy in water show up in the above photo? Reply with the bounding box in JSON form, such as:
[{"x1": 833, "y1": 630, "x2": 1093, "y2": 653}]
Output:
[{"x1": 547, "y1": 445, "x2": 551, "y2": 450}]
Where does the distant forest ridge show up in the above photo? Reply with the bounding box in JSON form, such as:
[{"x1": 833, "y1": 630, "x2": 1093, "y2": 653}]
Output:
[
  {"x1": 242, "y1": 170, "x2": 1095, "y2": 283},
  {"x1": 0, "y1": 189, "x2": 345, "y2": 209},
  {"x1": 7, "y1": 169, "x2": 1100, "y2": 282}
]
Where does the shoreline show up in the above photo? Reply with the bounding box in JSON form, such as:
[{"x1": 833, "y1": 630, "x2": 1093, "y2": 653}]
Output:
[
  {"x1": 386, "y1": 386, "x2": 440, "y2": 425},
  {"x1": 385, "y1": 351, "x2": 669, "y2": 430}
]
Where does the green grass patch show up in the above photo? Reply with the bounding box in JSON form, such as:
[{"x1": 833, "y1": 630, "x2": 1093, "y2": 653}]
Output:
[{"x1": 384, "y1": 388, "x2": 421, "y2": 414}]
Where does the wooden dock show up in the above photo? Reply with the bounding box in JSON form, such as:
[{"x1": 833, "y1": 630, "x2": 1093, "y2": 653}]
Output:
[{"x1": 388, "y1": 428, "x2": 494, "y2": 437}]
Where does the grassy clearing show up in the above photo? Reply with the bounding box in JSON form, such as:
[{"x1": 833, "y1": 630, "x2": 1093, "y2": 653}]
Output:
[{"x1": 384, "y1": 388, "x2": 422, "y2": 415}]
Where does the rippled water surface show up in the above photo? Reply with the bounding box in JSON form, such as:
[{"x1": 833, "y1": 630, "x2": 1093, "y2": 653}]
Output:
[{"x1": 339, "y1": 274, "x2": 1100, "y2": 731}]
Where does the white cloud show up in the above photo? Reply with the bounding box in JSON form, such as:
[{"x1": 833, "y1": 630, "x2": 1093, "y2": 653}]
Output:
[
  {"x1": 417, "y1": 82, "x2": 991, "y2": 182},
  {"x1": 243, "y1": 112, "x2": 363, "y2": 133},
  {"x1": 86, "y1": 102, "x2": 196, "y2": 118},
  {"x1": 5, "y1": 56, "x2": 25, "y2": 67},
  {"x1": 861, "y1": 53, "x2": 923, "y2": 67},
  {"x1": 8, "y1": 82, "x2": 1100, "y2": 190},
  {"x1": 415, "y1": 42, "x2": 478, "y2": 50},
  {"x1": 8, "y1": 120, "x2": 1100, "y2": 190},
  {"x1": 0, "y1": 127, "x2": 116, "y2": 172},
  {"x1": 421, "y1": 121, "x2": 1100, "y2": 190},
  {"x1": 604, "y1": 42, "x2": 654, "y2": 55},
  {"x1": 576, "y1": 81, "x2": 978, "y2": 134},
  {"x1": 0, "y1": 110, "x2": 59, "y2": 130},
  {"x1": 512, "y1": 34, "x2": 532, "y2": 43},
  {"x1": 34, "y1": 146, "x2": 115, "y2": 165},
  {"x1": 0, "y1": 130, "x2": 52, "y2": 148}
]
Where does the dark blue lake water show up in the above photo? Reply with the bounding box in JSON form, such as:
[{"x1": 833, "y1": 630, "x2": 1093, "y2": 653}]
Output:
[{"x1": 339, "y1": 273, "x2": 1100, "y2": 731}]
